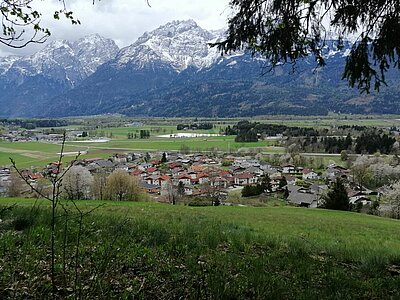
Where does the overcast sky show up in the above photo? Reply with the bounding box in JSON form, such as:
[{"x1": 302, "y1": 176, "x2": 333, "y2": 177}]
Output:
[{"x1": 0, "y1": 0, "x2": 231, "y2": 57}]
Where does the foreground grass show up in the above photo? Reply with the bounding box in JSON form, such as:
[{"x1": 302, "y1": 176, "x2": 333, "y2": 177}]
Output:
[{"x1": 1, "y1": 198, "x2": 400, "y2": 299}]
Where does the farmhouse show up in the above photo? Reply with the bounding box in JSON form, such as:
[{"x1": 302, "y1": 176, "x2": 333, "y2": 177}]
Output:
[
  {"x1": 302, "y1": 169, "x2": 319, "y2": 180},
  {"x1": 282, "y1": 164, "x2": 297, "y2": 174},
  {"x1": 234, "y1": 173, "x2": 258, "y2": 186}
]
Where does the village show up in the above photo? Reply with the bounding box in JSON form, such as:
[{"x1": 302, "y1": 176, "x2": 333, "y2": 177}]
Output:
[{"x1": 0, "y1": 148, "x2": 377, "y2": 210}]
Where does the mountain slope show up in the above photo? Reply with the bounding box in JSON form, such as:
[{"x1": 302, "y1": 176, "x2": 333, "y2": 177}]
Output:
[
  {"x1": 1, "y1": 20, "x2": 399, "y2": 118},
  {"x1": 34, "y1": 20, "x2": 223, "y2": 117},
  {"x1": 0, "y1": 35, "x2": 119, "y2": 117},
  {"x1": 43, "y1": 21, "x2": 400, "y2": 117}
]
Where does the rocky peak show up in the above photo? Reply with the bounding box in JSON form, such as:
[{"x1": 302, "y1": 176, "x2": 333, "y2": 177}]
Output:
[
  {"x1": 73, "y1": 34, "x2": 119, "y2": 75},
  {"x1": 0, "y1": 34, "x2": 119, "y2": 86},
  {"x1": 116, "y1": 19, "x2": 222, "y2": 71}
]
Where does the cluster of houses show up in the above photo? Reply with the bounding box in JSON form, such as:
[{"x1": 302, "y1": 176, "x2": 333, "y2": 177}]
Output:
[
  {"x1": 0, "y1": 130, "x2": 87, "y2": 143},
  {"x1": 0, "y1": 150, "x2": 376, "y2": 208},
  {"x1": 0, "y1": 167, "x2": 10, "y2": 195}
]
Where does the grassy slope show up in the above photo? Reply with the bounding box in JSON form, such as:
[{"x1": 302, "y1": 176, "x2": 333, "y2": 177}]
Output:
[
  {"x1": 1, "y1": 198, "x2": 399, "y2": 298},
  {"x1": 2, "y1": 198, "x2": 399, "y2": 260}
]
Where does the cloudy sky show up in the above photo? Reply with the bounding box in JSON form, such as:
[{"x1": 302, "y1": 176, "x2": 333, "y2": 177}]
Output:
[{"x1": 0, "y1": 0, "x2": 231, "y2": 57}]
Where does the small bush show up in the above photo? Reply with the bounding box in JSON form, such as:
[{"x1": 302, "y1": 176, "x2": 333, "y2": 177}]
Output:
[
  {"x1": 188, "y1": 197, "x2": 211, "y2": 206},
  {"x1": 12, "y1": 214, "x2": 34, "y2": 231}
]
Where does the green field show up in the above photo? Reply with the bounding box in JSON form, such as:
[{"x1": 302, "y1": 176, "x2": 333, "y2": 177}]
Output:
[
  {"x1": 1, "y1": 198, "x2": 399, "y2": 298},
  {"x1": 252, "y1": 115, "x2": 400, "y2": 128},
  {"x1": 2, "y1": 115, "x2": 399, "y2": 169},
  {"x1": 71, "y1": 115, "x2": 400, "y2": 130},
  {"x1": 0, "y1": 135, "x2": 282, "y2": 168},
  {"x1": 66, "y1": 136, "x2": 278, "y2": 151},
  {"x1": 0, "y1": 141, "x2": 88, "y2": 168}
]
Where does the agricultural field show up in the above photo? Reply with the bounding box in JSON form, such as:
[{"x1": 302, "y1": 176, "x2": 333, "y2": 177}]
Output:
[
  {"x1": 0, "y1": 128, "x2": 282, "y2": 168},
  {"x1": 1, "y1": 198, "x2": 399, "y2": 298},
  {"x1": 253, "y1": 114, "x2": 400, "y2": 128},
  {"x1": 0, "y1": 141, "x2": 88, "y2": 168},
  {"x1": 65, "y1": 135, "x2": 279, "y2": 152},
  {"x1": 1, "y1": 115, "x2": 399, "y2": 169}
]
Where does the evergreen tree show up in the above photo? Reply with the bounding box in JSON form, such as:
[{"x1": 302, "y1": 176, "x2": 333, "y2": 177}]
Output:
[
  {"x1": 283, "y1": 187, "x2": 289, "y2": 199},
  {"x1": 241, "y1": 185, "x2": 254, "y2": 197},
  {"x1": 213, "y1": 0, "x2": 400, "y2": 92},
  {"x1": 322, "y1": 178, "x2": 350, "y2": 211},
  {"x1": 177, "y1": 181, "x2": 185, "y2": 197},
  {"x1": 279, "y1": 176, "x2": 287, "y2": 189},
  {"x1": 259, "y1": 174, "x2": 272, "y2": 192}
]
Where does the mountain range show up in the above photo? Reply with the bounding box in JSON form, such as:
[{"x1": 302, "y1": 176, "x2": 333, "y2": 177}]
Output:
[{"x1": 1, "y1": 19, "x2": 399, "y2": 118}]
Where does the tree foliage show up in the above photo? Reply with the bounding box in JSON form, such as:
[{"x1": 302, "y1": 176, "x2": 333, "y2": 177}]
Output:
[
  {"x1": 161, "y1": 152, "x2": 168, "y2": 163},
  {"x1": 7, "y1": 170, "x2": 25, "y2": 197},
  {"x1": 61, "y1": 165, "x2": 93, "y2": 200},
  {"x1": 105, "y1": 170, "x2": 143, "y2": 201},
  {"x1": 383, "y1": 180, "x2": 400, "y2": 219},
  {"x1": 322, "y1": 178, "x2": 350, "y2": 211},
  {"x1": 91, "y1": 172, "x2": 107, "y2": 200},
  {"x1": 214, "y1": 0, "x2": 400, "y2": 92}
]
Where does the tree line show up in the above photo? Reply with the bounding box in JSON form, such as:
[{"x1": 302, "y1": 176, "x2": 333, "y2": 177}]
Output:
[
  {"x1": 177, "y1": 123, "x2": 214, "y2": 130},
  {"x1": 0, "y1": 119, "x2": 68, "y2": 129},
  {"x1": 226, "y1": 121, "x2": 320, "y2": 142},
  {"x1": 298, "y1": 132, "x2": 397, "y2": 155}
]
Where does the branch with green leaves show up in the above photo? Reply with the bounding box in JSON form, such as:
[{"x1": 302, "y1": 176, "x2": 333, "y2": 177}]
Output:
[
  {"x1": 0, "y1": 0, "x2": 80, "y2": 48},
  {"x1": 213, "y1": 0, "x2": 400, "y2": 93}
]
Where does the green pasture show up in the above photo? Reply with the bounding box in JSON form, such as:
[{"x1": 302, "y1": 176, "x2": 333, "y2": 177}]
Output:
[
  {"x1": 2, "y1": 198, "x2": 399, "y2": 261},
  {"x1": 253, "y1": 115, "x2": 400, "y2": 128},
  {"x1": 100, "y1": 125, "x2": 230, "y2": 138},
  {"x1": 1, "y1": 198, "x2": 399, "y2": 298},
  {"x1": 97, "y1": 116, "x2": 400, "y2": 135},
  {"x1": 0, "y1": 137, "x2": 281, "y2": 168},
  {"x1": 0, "y1": 141, "x2": 87, "y2": 168},
  {"x1": 65, "y1": 136, "x2": 278, "y2": 152}
]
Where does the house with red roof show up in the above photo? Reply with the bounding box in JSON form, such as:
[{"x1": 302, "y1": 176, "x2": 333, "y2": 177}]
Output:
[
  {"x1": 159, "y1": 175, "x2": 171, "y2": 187},
  {"x1": 234, "y1": 173, "x2": 258, "y2": 186},
  {"x1": 177, "y1": 174, "x2": 192, "y2": 185},
  {"x1": 146, "y1": 167, "x2": 160, "y2": 176},
  {"x1": 197, "y1": 173, "x2": 210, "y2": 185}
]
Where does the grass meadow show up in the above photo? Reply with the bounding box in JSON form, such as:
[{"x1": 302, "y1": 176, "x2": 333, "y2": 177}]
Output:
[
  {"x1": 1, "y1": 198, "x2": 400, "y2": 299},
  {"x1": 66, "y1": 136, "x2": 278, "y2": 152},
  {"x1": 2, "y1": 115, "x2": 399, "y2": 169},
  {"x1": 0, "y1": 141, "x2": 88, "y2": 168},
  {"x1": 0, "y1": 134, "x2": 282, "y2": 168},
  {"x1": 252, "y1": 115, "x2": 400, "y2": 128}
]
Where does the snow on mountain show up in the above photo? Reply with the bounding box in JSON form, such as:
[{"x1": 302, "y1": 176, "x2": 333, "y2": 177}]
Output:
[
  {"x1": 0, "y1": 34, "x2": 119, "y2": 86},
  {"x1": 115, "y1": 20, "x2": 223, "y2": 71},
  {"x1": 73, "y1": 34, "x2": 119, "y2": 75},
  {"x1": 0, "y1": 56, "x2": 20, "y2": 75}
]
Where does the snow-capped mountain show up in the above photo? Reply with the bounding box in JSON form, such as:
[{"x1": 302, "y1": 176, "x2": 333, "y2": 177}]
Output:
[
  {"x1": 1, "y1": 19, "x2": 399, "y2": 118},
  {"x1": 0, "y1": 56, "x2": 19, "y2": 75},
  {"x1": 115, "y1": 19, "x2": 223, "y2": 71},
  {"x1": 73, "y1": 34, "x2": 120, "y2": 75},
  {"x1": 1, "y1": 34, "x2": 119, "y2": 87},
  {"x1": 0, "y1": 34, "x2": 119, "y2": 117}
]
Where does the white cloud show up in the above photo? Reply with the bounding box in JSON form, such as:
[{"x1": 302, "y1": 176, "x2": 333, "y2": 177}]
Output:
[{"x1": 0, "y1": 0, "x2": 230, "y2": 56}]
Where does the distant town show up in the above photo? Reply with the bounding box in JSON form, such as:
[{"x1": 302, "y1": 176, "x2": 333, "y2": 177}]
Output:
[{"x1": 1, "y1": 117, "x2": 399, "y2": 217}]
